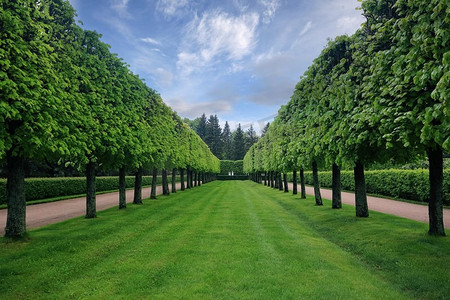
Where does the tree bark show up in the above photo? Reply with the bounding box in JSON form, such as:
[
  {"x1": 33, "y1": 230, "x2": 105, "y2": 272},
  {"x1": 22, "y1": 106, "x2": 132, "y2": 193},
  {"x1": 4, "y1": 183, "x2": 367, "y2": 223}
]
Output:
[
  {"x1": 332, "y1": 163, "x2": 342, "y2": 209},
  {"x1": 264, "y1": 172, "x2": 267, "y2": 186},
  {"x1": 151, "y1": 168, "x2": 157, "y2": 199},
  {"x1": 162, "y1": 169, "x2": 170, "y2": 195},
  {"x1": 270, "y1": 171, "x2": 274, "y2": 188},
  {"x1": 312, "y1": 161, "x2": 323, "y2": 205},
  {"x1": 5, "y1": 152, "x2": 26, "y2": 238},
  {"x1": 197, "y1": 172, "x2": 202, "y2": 186},
  {"x1": 278, "y1": 172, "x2": 283, "y2": 191},
  {"x1": 292, "y1": 170, "x2": 298, "y2": 195},
  {"x1": 86, "y1": 160, "x2": 97, "y2": 218},
  {"x1": 133, "y1": 167, "x2": 143, "y2": 204},
  {"x1": 172, "y1": 168, "x2": 177, "y2": 193},
  {"x1": 300, "y1": 169, "x2": 306, "y2": 199},
  {"x1": 186, "y1": 168, "x2": 191, "y2": 189},
  {"x1": 354, "y1": 161, "x2": 368, "y2": 217},
  {"x1": 283, "y1": 173, "x2": 289, "y2": 192},
  {"x1": 119, "y1": 166, "x2": 126, "y2": 209},
  {"x1": 427, "y1": 147, "x2": 445, "y2": 236},
  {"x1": 180, "y1": 169, "x2": 185, "y2": 190}
]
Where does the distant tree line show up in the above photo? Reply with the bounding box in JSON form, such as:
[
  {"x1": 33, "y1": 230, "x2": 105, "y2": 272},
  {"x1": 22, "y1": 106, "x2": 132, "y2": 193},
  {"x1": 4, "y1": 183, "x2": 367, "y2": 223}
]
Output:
[{"x1": 184, "y1": 114, "x2": 269, "y2": 160}]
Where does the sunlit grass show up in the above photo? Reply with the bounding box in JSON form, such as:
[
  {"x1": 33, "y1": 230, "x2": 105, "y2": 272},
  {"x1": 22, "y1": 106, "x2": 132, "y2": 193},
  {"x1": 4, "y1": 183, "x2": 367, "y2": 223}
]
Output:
[{"x1": 1, "y1": 181, "x2": 448, "y2": 299}]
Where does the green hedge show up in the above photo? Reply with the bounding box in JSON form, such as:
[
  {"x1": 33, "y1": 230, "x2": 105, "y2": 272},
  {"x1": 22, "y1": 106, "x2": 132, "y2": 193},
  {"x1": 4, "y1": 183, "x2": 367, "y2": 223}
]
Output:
[
  {"x1": 217, "y1": 175, "x2": 249, "y2": 181},
  {"x1": 289, "y1": 169, "x2": 449, "y2": 205},
  {"x1": 220, "y1": 160, "x2": 244, "y2": 175},
  {"x1": 0, "y1": 176, "x2": 162, "y2": 205}
]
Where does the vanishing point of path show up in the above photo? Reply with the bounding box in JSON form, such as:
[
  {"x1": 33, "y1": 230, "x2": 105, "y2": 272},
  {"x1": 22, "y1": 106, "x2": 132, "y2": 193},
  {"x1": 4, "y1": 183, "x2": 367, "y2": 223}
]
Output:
[{"x1": 1, "y1": 181, "x2": 449, "y2": 235}]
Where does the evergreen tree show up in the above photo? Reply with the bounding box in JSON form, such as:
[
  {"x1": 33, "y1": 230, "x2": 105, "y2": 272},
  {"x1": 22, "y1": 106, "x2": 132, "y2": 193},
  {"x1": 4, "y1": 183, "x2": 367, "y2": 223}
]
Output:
[
  {"x1": 245, "y1": 125, "x2": 259, "y2": 153},
  {"x1": 205, "y1": 115, "x2": 222, "y2": 158},
  {"x1": 222, "y1": 121, "x2": 233, "y2": 160},
  {"x1": 196, "y1": 113, "x2": 207, "y2": 140},
  {"x1": 261, "y1": 122, "x2": 270, "y2": 137},
  {"x1": 232, "y1": 124, "x2": 246, "y2": 160}
]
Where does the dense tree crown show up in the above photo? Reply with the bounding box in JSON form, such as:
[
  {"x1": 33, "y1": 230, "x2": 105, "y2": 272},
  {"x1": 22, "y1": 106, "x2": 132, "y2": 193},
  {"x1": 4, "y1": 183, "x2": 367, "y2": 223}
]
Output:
[
  {"x1": 0, "y1": 0, "x2": 219, "y2": 237},
  {"x1": 244, "y1": 0, "x2": 449, "y2": 236}
]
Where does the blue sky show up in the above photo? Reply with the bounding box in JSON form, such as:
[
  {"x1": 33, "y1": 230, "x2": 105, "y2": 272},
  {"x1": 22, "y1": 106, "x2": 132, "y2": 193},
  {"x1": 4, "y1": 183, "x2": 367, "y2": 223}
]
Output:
[{"x1": 68, "y1": 0, "x2": 364, "y2": 133}]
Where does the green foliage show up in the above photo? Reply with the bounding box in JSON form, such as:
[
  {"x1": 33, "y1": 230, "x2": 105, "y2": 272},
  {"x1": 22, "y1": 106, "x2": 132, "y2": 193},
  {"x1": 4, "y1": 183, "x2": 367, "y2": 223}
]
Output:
[
  {"x1": 298, "y1": 169, "x2": 450, "y2": 205},
  {"x1": 0, "y1": 176, "x2": 160, "y2": 205},
  {"x1": 219, "y1": 160, "x2": 244, "y2": 175}
]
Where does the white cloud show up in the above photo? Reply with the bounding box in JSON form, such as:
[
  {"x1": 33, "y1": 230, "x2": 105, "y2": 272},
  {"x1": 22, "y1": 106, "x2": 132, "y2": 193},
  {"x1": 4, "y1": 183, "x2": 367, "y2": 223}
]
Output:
[
  {"x1": 259, "y1": 0, "x2": 281, "y2": 24},
  {"x1": 167, "y1": 98, "x2": 232, "y2": 119},
  {"x1": 110, "y1": 0, "x2": 130, "y2": 18},
  {"x1": 299, "y1": 21, "x2": 312, "y2": 37},
  {"x1": 336, "y1": 16, "x2": 364, "y2": 34},
  {"x1": 140, "y1": 37, "x2": 161, "y2": 46},
  {"x1": 156, "y1": 0, "x2": 189, "y2": 17},
  {"x1": 177, "y1": 10, "x2": 259, "y2": 74}
]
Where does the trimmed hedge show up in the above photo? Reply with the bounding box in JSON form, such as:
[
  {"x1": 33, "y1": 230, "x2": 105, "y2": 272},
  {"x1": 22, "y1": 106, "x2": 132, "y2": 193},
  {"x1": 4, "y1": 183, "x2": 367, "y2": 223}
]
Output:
[
  {"x1": 0, "y1": 176, "x2": 161, "y2": 205},
  {"x1": 290, "y1": 169, "x2": 449, "y2": 205},
  {"x1": 217, "y1": 175, "x2": 249, "y2": 181},
  {"x1": 220, "y1": 160, "x2": 244, "y2": 175}
]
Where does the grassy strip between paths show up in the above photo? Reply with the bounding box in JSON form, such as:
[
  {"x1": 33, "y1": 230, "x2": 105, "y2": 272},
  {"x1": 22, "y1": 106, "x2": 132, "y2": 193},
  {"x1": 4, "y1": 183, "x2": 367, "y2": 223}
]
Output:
[{"x1": 1, "y1": 181, "x2": 449, "y2": 299}]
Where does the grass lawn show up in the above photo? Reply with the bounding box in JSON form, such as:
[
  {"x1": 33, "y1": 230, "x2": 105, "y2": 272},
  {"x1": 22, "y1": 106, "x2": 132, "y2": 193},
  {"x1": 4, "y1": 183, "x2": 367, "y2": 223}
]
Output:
[{"x1": 1, "y1": 181, "x2": 449, "y2": 299}]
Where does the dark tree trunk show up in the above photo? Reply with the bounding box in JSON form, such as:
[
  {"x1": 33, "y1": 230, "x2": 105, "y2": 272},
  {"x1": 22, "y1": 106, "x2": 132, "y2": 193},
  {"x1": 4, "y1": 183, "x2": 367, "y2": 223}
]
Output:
[
  {"x1": 427, "y1": 147, "x2": 445, "y2": 236},
  {"x1": 270, "y1": 171, "x2": 274, "y2": 188},
  {"x1": 5, "y1": 152, "x2": 26, "y2": 238},
  {"x1": 172, "y1": 168, "x2": 177, "y2": 193},
  {"x1": 180, "y1": 169, "x2": 185, "y2": 191},
  {"x1": 186, "y1": 168, "x2": 191, "y2": 189},
  {"x1": 293, "y1": 170, "x2": 298, "y2": 195},
  {"x1": 119, "y1": 166, "x2": 126, "y2": 209},
  {"x1": 86, "y1": 160, "x2": 97, "y2": 217},
  {"x1": 283, "y1": 173, "x2": 289, "y2": 192},
  {"x1": 332, "y1": 163, "x2": 342, "y2": 209},
  {"x1": 264, "y1": 172, "x2": 267, "y2": 186},
  {"x1": 162, "y1": 169, "x2": 170, "y2": 195},
  {"x1": 190, "y1": 170, "x2": 194, "y2": 188},
  {"x1": 278, "y1": 172, "x2": 283, "y2": 191},
  {"x1": 300, "y1": 169, "x2": 306, "y2": 199},
  {"x1": 151, "y1": 168, "x2": 157, "y2": 199},
  {"x1": 312, "y1": 161, "x2": 323, "y2": 205},
  {"x1": 133, "y1": 167, "x2": 143, "y2": 204},
  {"x1": 274, "y1": 172, "x2": 278, "y2": 189},
  {"x1": 354, "y1": 161, "x2": 368, "y2": 217},
  {"x1": 198, "y1": 172, "x2": 201, "y2": 186}
]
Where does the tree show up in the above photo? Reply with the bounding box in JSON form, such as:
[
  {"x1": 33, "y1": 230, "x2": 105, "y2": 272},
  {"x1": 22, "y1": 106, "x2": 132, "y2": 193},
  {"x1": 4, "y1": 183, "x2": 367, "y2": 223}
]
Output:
[
  {"x1": 205, "y1": 115, "x2": 222, "y2": 158},
  {"x1": 222, "y1": 121, "x2": 233, "y2": 160},
  {"x1": 245, "y1": 125, "x2": 259, "y2": 153},
  {"x1": 232, "y1": 124, "x2": 246, "y2": 160},
  {"x1": 261, "y1": 122, "x2": 270, "y2": 137},
  {"x1": 196, "y1": 113, "x2": 207, "y2": 141}
]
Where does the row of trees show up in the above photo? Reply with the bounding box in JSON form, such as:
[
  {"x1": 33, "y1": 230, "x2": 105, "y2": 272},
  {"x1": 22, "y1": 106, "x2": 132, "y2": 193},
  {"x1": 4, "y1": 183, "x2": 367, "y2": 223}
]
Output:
[
  {"x1": 1, "y1": 0, "x2": 219, "y2": 238},
  {"x1": 244, "y1": 0, "x2": 448, "y2": 235},
  {"x1": 186, "y1": 114, "x2": 264, "y2": 160}
]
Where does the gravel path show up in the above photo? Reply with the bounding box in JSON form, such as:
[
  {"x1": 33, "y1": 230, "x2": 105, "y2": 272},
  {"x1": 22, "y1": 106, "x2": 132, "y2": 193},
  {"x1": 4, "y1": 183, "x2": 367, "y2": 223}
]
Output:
[
  {"x1": 0, "y1": 183, "x2": 182, "y2": 235},
  {"x1": 1, "y1": 181, "x2": 449, "y2": 235},
  {"x1": 286, "y1": 183, "x2": 450, "y2": 228}
]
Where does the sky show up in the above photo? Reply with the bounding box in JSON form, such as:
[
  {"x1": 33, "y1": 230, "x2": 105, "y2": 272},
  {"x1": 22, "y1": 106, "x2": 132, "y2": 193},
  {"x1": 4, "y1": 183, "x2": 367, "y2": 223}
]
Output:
[{"x1": 67, "y1": 0, "x2": 365, "y2": 133}]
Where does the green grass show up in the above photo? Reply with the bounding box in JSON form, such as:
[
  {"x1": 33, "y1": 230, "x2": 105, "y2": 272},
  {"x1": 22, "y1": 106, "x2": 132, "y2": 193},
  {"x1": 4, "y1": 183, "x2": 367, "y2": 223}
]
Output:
[{"x1": 1, "y1": 181, "x2": 449, "y2": 299}]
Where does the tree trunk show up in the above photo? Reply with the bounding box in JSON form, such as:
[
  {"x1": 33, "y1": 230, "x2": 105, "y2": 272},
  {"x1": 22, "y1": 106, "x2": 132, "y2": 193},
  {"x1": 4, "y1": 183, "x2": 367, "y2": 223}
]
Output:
[
  {"x1": 283, "y1": 173, "x2": 289, "y2": 192},
  {"x1": 270, "y1": 171, "x2": 274, "y2": 188},
  {"x1": 332, "y1": 163, "x2": 342, "y2": 209},
  {"x1": 300, "y1": 169, "x2": 306, "y2": 199},
  {"x1": 5, "y1": 152, "x2": 26, "y2": 238},
  {"x1": 133, "y1": 167, "x2": 143, "y2": 204},
  {"x1": 354, "y1": 161, "x2": 368, "y2": 217},
  {"x1": 278, "y1": 172, "x2": 283, "y2": 191},
  {"x1": 119, "y1": 166, "x2": 126, "y2": 209},
  {"x1": 264, "y1": 172, "x2": 267, "y2": 186},
  {"x1": 151, "y1": 168, "x2": 157, "y2": 199},
  {"x1": 293, "y1": 170, "x2": 298, "y2": 195},
  {"x1": 180, "y1": 169, "x2": 185, "y2": 191},
  {"x1": 86, "y1": 160, "x2": 97, "y2": 217},
  {"x1": 312, "y1": 161, "x2": 323, "y2": 205},
  {"x1": 186, "y1": 168, "x2": 191, "y2": 189},
  {"x1": 172, "y1": 168, "x2": 177, "y2": 193},
  {"x1": 198, "y1": 172, "x2": 202, "y2": 186},
  {"x1": 162, "y1": 169, "x2": 170, "y2": 195},
  {"x1": 427, "y1": 147, "x2": 445, "y2": 236}
]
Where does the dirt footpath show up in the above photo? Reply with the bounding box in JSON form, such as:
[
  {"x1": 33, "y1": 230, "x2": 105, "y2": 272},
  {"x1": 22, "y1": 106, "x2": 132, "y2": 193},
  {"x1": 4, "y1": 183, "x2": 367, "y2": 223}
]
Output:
[
  {"x1": 0, "y1": 183, "x2": 181, "y2": 235},
  {"x1": 286, "y1": 183, "x2": 450, "y2": 228}
]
